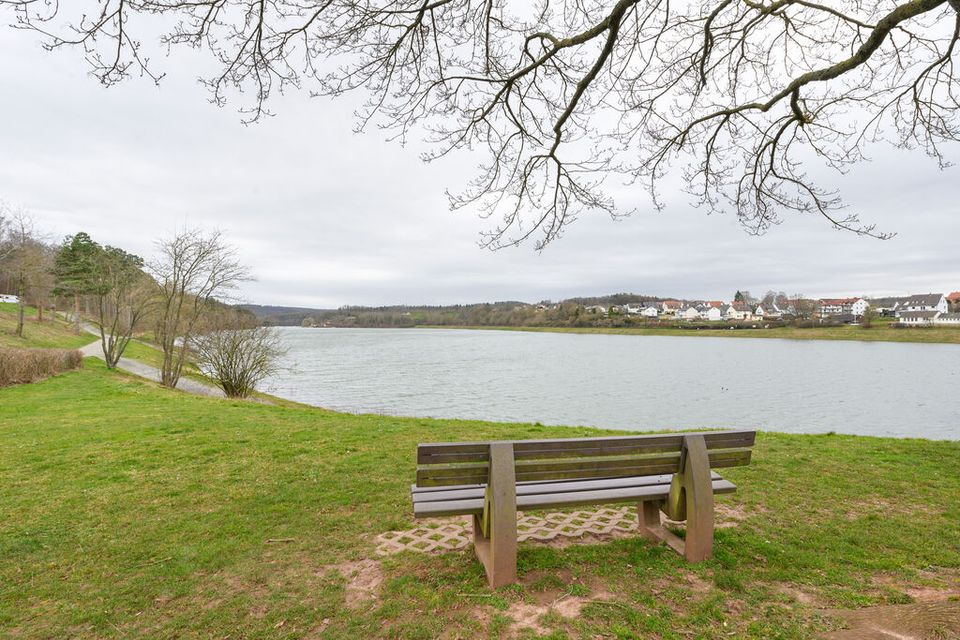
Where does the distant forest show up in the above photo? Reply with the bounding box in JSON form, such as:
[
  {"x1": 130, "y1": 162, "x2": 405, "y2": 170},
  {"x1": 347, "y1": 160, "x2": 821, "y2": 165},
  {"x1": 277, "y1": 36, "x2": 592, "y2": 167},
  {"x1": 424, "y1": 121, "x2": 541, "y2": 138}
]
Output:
[{"x1": 241, "y1": 294, "x2": 666, "y2": 329}]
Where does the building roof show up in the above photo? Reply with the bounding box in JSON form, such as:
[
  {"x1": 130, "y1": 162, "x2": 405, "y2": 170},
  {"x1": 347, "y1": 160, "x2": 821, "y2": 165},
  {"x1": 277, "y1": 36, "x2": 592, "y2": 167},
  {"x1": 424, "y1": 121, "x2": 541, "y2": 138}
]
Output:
[
  {"x1": 937, "y1": 312, "x2": 960, "y2": 320},
  {"x1": 902, "y1": 293, "x2": 944, "y2": 307},
  {"x1": 947, "y1": 292, "x2": 960, "y2": 303},
  {"x1": 868, "y1": 296, "x2": 906, "y2": 308},
  {"x1": 899, "y1": 310, "x2": 940, "y2": 319}
]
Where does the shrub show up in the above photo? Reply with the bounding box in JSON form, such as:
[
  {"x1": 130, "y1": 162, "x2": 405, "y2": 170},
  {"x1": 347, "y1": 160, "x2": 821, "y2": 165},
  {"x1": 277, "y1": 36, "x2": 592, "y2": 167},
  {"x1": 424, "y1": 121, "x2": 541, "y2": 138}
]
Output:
[
  {"x1": 0, "y1": 348, "x2": 83, "y2": 387},
  {"x1": 193, "y1": 325, "x2": 286, "y2": 398}
]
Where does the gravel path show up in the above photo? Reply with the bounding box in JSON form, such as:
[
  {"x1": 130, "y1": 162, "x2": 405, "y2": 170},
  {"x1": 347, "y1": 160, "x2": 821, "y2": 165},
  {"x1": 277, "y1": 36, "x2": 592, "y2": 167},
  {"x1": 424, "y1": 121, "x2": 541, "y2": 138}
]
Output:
[{"x1": 79, "y1": 331, "x2": 225, "y2": 398}]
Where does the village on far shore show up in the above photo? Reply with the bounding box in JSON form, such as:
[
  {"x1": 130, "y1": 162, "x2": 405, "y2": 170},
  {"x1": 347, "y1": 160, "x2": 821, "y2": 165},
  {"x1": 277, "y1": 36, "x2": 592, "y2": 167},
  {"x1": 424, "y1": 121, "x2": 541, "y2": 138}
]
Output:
[
  {"x1": 580, "y1": 291, "x2": 960, "y2": 326},
  {"x1": 254, "y1": 290, "x2": 960, "y2": 330}
]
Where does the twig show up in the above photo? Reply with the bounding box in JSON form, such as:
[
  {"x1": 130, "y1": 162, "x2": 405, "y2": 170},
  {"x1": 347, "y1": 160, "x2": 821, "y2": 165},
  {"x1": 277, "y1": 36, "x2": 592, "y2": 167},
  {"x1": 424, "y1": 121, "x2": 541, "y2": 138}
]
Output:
[{"x1": 266, "y1": 538, "x2": 296, "y2": 543}]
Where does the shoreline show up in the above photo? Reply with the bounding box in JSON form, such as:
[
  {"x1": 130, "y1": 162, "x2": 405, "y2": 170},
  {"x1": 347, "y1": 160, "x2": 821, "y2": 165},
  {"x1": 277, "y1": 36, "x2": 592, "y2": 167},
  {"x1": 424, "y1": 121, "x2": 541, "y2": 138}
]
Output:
[{"x1": 410, "y1": 323, "x2": 960, "y2": 345}]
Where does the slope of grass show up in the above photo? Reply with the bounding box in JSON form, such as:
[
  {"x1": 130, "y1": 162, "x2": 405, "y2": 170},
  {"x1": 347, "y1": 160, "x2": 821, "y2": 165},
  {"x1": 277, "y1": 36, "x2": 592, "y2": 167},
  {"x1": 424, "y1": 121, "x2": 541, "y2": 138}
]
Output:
[
  {"x1": 0, "y1": 303, "x2": 92, "y2": 349},
  {"x1": 1, "y1": 363, "x2": 958, "y2": 639},
  {"x1": 439, "y1": 321, "x2": 960, "y2": 344}
]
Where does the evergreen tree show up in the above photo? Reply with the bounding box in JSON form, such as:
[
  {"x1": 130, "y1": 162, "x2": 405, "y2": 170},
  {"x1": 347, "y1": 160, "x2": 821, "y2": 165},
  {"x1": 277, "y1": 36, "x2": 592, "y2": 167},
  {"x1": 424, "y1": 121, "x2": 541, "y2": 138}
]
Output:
[{"x1": 53, "y1": 232, "x2": 100, "y2": 333}]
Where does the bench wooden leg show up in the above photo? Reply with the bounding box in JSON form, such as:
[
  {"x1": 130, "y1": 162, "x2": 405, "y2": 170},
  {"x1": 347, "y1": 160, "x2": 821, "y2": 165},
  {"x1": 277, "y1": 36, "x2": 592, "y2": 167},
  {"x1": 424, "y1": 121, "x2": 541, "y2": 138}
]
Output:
[
  {"x1": 681, "y1": 434, "x2": 715, "y2": 562},
  {"x1": 650, "y1": 434, "x2": 715, "y2": 562},
  {"x1": 472, "y1": 442, "x2": 517, "y2": 588},
  {"x1": 638, "y1": 500, "x2": 685, "y2": 555},
  {"x1": 638, "y1": 500, "x2": 661, "y2": 541}
]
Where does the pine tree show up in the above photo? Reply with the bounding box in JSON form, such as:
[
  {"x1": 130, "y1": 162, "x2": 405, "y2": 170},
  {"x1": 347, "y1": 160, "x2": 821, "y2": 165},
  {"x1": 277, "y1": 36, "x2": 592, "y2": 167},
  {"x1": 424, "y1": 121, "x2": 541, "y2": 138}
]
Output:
[{"x1": 52, "y1": 232, "x2": 100, "y2": 334}]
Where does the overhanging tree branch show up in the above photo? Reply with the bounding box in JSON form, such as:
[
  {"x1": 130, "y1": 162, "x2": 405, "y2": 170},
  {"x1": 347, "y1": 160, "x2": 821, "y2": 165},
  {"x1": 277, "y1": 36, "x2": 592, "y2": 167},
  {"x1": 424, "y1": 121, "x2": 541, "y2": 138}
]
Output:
[{"x1": 4, "y1": 0, "x2": 959, "y2": 245}]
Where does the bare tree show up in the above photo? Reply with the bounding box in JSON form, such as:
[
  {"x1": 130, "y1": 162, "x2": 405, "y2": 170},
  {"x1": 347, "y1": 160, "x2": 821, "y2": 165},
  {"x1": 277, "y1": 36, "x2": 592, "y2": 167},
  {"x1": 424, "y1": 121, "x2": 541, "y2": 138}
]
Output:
[
  {"x1": 790, "y1": 294, "x2": 818, "y2": 320},
  {"x1": 90, "y1": 245, "x2": 154, "y2": 369},
  {"x1": 4, "y1": 0, "x2": 960, "y2": 247},
  {"x1": 29, "y1": 244, "x2": 57, "y2": 323},
  {"x1": 0, "y1": 203, "x2": 10, "y2": 263},
  {"x1": 0, "y1": 210, "x2": 48, "y2": 337},
  {"x1": 151, "y1": 229, "x2": 250, "y2": 388},
  {"x1": 193, "y1": 311, "x2": 286, "y2": 398}
]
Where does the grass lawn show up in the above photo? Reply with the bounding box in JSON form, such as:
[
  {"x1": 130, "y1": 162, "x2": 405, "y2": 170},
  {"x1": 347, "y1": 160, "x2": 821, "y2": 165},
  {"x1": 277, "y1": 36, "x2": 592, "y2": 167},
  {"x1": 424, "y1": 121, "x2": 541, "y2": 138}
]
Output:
[
  {"x1": 1, "y1": 363, "x2": 958, "y2": 639},
  {"x1": 435, "y1": 322, "x2": 960, "y2": 344},
  {"x1": 0, "y1": 303, "x2": 92, "y2": 350}
]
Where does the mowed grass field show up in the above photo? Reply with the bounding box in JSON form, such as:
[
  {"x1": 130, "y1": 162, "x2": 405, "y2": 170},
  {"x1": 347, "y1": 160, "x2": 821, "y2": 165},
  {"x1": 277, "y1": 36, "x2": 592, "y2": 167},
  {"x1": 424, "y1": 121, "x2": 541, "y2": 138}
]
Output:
[
  {"x1": 2, "y1": 361, "x2": 958, "y2": 639},
  {"x1": 441, "y1": 319, "x2": 960, "y2": 344}
]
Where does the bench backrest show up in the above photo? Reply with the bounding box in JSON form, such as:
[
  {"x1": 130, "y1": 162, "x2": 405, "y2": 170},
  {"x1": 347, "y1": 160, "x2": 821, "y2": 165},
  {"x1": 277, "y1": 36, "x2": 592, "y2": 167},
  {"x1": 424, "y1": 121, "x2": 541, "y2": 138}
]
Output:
[{"x1": 416, "y1": 430, "x2": 755, "y2": 487}]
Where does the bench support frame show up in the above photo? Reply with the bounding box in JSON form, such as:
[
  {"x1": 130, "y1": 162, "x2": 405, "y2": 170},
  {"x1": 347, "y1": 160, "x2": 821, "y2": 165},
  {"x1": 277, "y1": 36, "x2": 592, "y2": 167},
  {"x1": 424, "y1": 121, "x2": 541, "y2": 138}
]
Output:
[
  {"x1": 637, "y1": 434, "x2": 715, "y2": 561},
  {"x1": 472, "y1": 442, "x2": 518, "y2": 588}
]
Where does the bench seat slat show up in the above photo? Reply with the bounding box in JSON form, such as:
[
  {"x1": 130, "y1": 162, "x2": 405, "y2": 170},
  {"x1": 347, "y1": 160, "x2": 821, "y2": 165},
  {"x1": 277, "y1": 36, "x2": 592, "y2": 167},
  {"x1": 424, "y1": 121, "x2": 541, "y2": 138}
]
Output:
[
  {"x1": 412, "y1": 472, "x2": 725, "y2": 503},
  {"x1": 413, "y1": 478, "x2": 737, "y2": 518}
]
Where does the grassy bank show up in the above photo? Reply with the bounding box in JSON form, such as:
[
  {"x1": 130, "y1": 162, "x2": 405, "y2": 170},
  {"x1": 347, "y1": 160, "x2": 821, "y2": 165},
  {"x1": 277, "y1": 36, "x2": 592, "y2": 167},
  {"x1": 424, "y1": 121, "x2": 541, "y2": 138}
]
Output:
[
  {"x1": 0, "y1": 302, "x2": 92, "y2": 349},
  {"x1": 1, "y1": 362, "x2": 958, "y2": 639},
  {"x1": 434, "y1": 322, "x2": 960, "y2": 344}
]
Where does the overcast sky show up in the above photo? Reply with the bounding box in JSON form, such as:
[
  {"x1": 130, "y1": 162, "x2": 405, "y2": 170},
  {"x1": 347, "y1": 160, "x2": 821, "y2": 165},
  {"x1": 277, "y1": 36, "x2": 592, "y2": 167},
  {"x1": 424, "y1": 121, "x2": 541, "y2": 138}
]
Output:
[{"x1": 1, "y1": 27, "x2": 958, "y2": 308}]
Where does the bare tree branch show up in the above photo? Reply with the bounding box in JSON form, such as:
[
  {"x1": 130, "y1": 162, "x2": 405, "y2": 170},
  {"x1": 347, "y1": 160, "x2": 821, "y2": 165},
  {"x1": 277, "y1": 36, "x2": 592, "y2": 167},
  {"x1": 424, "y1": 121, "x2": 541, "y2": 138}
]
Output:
[{"x1": 4, "y1": 0, "x2": 960, "y2": 246}]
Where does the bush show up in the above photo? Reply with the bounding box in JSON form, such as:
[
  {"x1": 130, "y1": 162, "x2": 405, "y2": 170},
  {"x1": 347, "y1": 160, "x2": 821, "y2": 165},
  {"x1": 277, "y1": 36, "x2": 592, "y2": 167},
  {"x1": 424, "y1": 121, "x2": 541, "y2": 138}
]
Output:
[
  {"x1": 193, "y1": 326, "x2": 286, "y2": 398},
  {"x1": 0, "y1": 348, "x2": 83, "y2": 387}
]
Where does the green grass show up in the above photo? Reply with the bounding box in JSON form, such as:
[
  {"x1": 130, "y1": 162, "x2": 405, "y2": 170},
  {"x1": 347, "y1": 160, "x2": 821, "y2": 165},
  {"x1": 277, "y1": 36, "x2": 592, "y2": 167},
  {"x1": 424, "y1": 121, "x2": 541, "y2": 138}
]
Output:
[
  {"x1": 439, "y1": 321, "x2": 960, "y2": 344},
  {"x1": 0, "y1": 302, "x2": 92, "y2": 350},
  {"x1": 1, "y1": 363, "x2": 958, "y2": 639}
]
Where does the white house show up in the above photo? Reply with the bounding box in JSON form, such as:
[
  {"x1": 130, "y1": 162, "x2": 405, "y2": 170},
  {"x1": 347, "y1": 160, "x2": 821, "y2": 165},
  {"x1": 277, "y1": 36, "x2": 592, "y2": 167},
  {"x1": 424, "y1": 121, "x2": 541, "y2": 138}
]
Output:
[
  {"x1": 584, "y1": 305, "x2": 607, "y2": 315},
  {"x1": 624, "y1": 304, "x2": 642, "y2": 315},
  {"x1": 640, "y1": 305, "x2": 659, "y2": 318},
  {"x1": 661, "y1": 300, "x2": 682, "y2": 315},
  {"x1": 899, "y1": 310, "x2": 940, "y2": 326},
  {"x1": 817, "y1": 298, "x2": 857, "y2": 317},
  {"x1": 897, "y1": 293, "x2": 948, "y2": 316},
  {"x1": 679, "y1": 306, "x2": 702, "y2": 321},
  {"x1": 851, "y1": 298, "x2": 869, "y2": 317},
  {"x1": 755, "y1": 304, "x2": 783, "y2": 319},
  {"x1": 728, "y1": 301, "x2": 754, "y2": 320},
  {"x1": 0, "y1": 294, "x2": 19, "y2": 304},
  {"x1": 934, "y1": 312, "x2": 960, "y2": 325},
  {"x1": 701, "y1": 306, "x2": 723, "y2": 321},
  {"x1": 868, "y1": 296, "x2": 906, "y2": 315}
]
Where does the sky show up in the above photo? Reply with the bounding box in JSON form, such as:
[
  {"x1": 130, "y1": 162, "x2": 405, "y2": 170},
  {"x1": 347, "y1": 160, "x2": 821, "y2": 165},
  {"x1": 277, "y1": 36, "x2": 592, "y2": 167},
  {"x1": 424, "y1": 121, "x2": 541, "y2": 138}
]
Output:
[{"x1": 1, "y1": 26, "x2": 958, "y2": 308}]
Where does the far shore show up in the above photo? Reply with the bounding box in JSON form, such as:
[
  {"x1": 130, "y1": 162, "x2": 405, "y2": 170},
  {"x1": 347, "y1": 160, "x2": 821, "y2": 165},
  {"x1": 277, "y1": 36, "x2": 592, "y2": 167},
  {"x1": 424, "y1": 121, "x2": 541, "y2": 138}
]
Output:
[{"x1": 415, "y1": 323, "x2": 960, "y2": 344}]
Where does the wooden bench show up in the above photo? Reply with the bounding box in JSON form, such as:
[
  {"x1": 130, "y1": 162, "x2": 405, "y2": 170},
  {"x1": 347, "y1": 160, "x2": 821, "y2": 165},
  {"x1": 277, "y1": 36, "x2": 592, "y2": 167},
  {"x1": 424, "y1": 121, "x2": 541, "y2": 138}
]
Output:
[{"x1": 411, "y1": 430, "x2": 755, "y2": 587}]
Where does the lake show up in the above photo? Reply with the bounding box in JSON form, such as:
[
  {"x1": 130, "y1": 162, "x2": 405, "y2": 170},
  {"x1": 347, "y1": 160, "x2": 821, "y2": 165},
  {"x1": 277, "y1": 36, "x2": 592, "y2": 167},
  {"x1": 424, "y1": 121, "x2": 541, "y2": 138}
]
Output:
[{"x1": 264, "y1": 327, "x2": 960, "y2": 440}]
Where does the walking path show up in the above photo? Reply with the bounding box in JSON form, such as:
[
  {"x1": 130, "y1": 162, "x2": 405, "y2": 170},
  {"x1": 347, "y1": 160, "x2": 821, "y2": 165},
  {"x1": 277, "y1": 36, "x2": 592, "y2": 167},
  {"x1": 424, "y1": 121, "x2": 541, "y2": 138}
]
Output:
[{"x1": 78, "y1": 326, "x2": 224, "y2": 398}]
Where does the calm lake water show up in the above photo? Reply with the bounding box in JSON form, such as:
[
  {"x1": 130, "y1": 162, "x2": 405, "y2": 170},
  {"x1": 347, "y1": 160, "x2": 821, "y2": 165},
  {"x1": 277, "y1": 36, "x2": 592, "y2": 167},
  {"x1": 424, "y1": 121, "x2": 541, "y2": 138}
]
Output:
[{"x1": 263, "y1": 327, "x2": 960, "y2": 440}]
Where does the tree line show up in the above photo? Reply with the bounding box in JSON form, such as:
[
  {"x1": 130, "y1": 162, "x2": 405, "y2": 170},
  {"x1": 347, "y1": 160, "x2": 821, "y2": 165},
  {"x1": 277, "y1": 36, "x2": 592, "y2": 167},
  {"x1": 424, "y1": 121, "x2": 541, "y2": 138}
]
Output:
[
  {"x1": 259, "y1": 290, "x2": 823, "y2": 329},
  {"x1": 0, "y1": 203, "x2": 283, "y2": 398}
]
